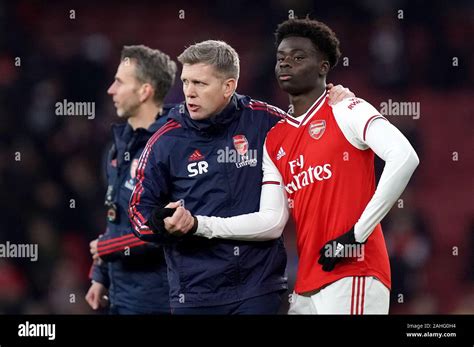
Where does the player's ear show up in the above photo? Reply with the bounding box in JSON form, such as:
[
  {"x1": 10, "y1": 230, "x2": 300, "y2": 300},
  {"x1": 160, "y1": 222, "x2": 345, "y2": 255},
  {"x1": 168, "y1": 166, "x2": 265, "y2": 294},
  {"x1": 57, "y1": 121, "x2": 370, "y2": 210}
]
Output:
[
  {"x1": 319, "y1": 60, "x2": 330, "y2": 76},
  {"x1": 223, "y1": 78, "x2": 237, "y2": 98}
]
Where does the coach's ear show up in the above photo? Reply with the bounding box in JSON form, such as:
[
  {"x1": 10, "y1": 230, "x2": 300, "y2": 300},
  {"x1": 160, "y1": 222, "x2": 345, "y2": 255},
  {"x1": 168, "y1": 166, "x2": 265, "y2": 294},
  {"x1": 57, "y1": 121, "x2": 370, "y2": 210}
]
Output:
[
  {"x1": 139, "y1": 83, "x2": 154, "y2": 103},
  {"x1": 222, "y1": 78, "x2": 237, "y2": 99}
]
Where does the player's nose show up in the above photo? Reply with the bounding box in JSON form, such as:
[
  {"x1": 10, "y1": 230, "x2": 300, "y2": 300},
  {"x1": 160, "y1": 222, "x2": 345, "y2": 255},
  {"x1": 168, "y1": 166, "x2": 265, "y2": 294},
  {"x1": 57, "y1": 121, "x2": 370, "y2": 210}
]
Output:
[{"x1": 279, "y1": 56, "x2": 292, "y2": 69}]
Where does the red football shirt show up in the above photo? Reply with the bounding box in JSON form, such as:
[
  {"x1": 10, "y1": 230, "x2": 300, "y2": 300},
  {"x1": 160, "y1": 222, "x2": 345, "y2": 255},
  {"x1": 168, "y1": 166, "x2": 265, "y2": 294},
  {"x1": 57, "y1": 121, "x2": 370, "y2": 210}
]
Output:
[{"x1": 264, "y1": 91, "x2": 391, "y2": 294}]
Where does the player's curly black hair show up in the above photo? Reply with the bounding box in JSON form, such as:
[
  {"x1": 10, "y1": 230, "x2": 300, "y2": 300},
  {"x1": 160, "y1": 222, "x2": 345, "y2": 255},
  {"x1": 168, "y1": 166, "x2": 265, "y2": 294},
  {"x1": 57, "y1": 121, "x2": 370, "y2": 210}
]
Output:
[{"x1": 275, "y1": 18, "x2": 341, "y2": 69}]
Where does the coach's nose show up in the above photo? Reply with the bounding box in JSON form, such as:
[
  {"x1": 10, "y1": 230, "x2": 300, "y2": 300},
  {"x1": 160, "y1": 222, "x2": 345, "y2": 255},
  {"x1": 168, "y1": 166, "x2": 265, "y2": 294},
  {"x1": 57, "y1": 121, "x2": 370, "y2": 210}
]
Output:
[{"x1": 184, "y1": 84, "x2": 197, "y2": 99}]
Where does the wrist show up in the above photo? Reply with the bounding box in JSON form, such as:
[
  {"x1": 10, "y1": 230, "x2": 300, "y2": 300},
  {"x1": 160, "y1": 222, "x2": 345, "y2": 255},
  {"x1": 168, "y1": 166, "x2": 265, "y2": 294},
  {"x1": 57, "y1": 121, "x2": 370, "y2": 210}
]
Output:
[
  {"x1": 189, "y1": 216, "x2": 198, "y2": 235},
  {"x1": 149, "y1": 206, "x2": 177, "y2": 234},
  {"x1": 339, "y1": 227, "x2": 356, "y2": 244}
]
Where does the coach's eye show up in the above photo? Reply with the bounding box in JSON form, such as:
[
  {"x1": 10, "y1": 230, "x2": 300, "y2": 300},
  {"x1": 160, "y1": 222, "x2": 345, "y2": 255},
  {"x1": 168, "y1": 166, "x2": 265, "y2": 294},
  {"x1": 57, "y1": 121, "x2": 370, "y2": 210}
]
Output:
[
  {"x1": 277, "y1": 57, "x2": 284, "y2": 62},
  {"x1": 294, "y1": 56, "x2": 304, "y2": 62}
]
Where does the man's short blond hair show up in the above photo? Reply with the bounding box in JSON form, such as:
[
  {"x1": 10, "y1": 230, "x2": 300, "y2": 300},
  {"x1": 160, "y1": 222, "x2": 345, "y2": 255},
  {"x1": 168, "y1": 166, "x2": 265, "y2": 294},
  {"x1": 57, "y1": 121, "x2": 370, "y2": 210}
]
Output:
[{"x1": 178, "y1": 40, "x2": 240, "y2": 80}]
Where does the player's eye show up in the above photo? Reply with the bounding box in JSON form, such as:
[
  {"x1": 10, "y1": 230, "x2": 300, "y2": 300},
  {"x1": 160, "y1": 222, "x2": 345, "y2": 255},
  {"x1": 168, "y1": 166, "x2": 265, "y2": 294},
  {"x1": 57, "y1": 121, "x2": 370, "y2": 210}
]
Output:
[
  {"x1": 294, "y1": 56, "x2": 305, "y2": 61},
  {"x1": 277, "y1": 57, "x2": 284, "y2": 62}
]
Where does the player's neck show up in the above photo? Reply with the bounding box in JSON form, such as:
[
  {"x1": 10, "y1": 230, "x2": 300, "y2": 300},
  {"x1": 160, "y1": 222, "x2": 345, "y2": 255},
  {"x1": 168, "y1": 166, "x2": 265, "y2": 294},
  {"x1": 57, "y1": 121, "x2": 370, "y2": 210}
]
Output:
[
  {"x1": 128, "y1": 103, "x2": 162, "y2": 130},
  {"x1": 289, "y1": 85, "x2": 326, "y2": 117}
]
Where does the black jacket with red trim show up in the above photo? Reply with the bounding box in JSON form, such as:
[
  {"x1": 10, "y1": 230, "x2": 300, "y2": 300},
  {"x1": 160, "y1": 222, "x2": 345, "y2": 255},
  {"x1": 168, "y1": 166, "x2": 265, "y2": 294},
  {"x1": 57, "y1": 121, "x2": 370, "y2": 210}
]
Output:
[
  {"x1": 128, "y1": 94, "x2": 288, "y2": 308},
  {"x1": 90, "y1": 114, "x2": 170, "y2": 313}
]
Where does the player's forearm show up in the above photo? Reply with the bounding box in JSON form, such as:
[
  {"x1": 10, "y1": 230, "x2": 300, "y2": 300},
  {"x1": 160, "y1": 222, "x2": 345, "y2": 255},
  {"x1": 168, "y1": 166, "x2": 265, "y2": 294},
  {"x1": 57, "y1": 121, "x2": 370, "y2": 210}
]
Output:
[
  {"x1": 354, "y1": 120, "x2": 419, "y2": 242},
  {"x1": 195, "y1": 184, "x2": 289, "y2": 241}
]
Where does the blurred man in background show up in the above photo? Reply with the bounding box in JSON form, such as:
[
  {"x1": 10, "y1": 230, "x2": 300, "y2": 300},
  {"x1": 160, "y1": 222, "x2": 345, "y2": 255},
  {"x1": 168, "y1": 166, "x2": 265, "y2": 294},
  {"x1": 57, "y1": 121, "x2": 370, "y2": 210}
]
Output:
[{"x1": 85, "y1": 45, "x2": 176, "y2": 314}]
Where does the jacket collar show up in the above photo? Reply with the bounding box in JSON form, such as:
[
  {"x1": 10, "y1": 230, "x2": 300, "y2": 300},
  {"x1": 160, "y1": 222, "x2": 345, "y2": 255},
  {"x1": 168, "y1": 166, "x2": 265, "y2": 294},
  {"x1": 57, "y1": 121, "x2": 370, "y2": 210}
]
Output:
[{"x1": 110, "y1": 112, "x2": 166, "y2": 151}]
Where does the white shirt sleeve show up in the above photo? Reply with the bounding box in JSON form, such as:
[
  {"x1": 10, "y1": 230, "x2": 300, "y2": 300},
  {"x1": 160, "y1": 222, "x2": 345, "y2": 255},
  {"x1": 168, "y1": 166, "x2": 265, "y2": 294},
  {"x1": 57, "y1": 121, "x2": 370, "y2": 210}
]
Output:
[
  {"x1": 332, "y1": 98, "x2": 419, "y2": 243},
  {"x1": 331, "y1": 97, "x2": 387, "y2": 150},
  {"x1": 194, "y1": 141, "x2": 289, "y2": 241}
]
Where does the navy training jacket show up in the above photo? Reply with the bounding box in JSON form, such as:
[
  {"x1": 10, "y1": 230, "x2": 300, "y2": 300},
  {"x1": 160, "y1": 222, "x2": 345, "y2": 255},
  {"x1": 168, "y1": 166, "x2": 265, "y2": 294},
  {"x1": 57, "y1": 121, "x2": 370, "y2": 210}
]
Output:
[
  {"x1": 129, "y1": 94, "x2": 288, "y2": 308},
  {"x1": 90, "y1": 113, "x2": 171, "y2": 314}
]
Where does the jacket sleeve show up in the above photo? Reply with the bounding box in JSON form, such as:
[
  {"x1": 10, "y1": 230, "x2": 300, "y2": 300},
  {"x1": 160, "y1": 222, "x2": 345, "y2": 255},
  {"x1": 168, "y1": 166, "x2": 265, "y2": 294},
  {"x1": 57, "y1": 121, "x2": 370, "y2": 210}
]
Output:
[
  {"x1": 89, "y1": 260, "x2": 109, "y2": 288},
  {"x1": 95, "y1": 232, "x2": 160, "y2": 262},
  {"x1": 128, "y1": 134, "x2": 173, "y2": 243}
]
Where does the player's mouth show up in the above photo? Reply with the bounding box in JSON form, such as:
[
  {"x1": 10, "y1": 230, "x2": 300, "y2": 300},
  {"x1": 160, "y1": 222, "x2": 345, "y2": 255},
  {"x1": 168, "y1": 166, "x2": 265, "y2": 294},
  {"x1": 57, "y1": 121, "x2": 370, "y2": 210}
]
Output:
[{"x1": 278, "y1": 74, "x2": 293, "y2": 81}]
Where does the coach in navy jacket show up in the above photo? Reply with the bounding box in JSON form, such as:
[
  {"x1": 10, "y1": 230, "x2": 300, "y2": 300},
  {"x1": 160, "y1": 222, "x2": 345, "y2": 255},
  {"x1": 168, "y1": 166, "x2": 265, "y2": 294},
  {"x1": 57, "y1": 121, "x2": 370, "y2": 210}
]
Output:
[
  {"x1": 130, "y1": 96, "x2": 288, "y2": 312},
  {"x1": 129, "y1": 41, "x2": 288, "y2": 314}
]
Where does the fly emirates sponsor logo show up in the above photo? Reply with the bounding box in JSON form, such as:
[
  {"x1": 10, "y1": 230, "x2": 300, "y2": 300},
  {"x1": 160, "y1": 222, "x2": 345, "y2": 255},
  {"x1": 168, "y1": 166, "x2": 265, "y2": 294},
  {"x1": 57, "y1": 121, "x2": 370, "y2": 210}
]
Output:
[{"x1": 286, "y1": 155, "x2": 332, "y2": 194}]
